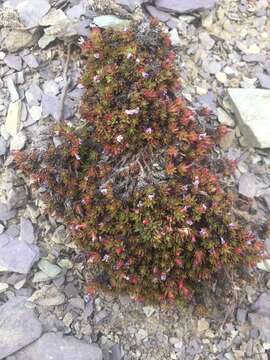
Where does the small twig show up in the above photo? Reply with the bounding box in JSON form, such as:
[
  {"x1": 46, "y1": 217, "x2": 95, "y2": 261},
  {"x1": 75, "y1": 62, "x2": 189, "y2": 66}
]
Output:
[{"x1": 58, "y1": 42, "x2": 72, "y2": 122}]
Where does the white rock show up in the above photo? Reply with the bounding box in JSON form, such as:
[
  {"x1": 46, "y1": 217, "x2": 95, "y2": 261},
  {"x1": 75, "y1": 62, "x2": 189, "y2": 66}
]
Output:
[
  {"x1": 93, "y1": 15, "x2": 130, "y2": 29},
  {"x1": 228, "y1": 88, "x2": 270, "y2": 148},
  {"x1": 169, "y1": 28, "x2": 180, "y2": 46},
  {"x1": 216, "y1": 71, "x2": 227, "y2": 84},
  {"x1": 197, "y1": 318, "x2": 209, "y2": 332},
  {"x1": 0, "y1": 51, "x2": 6, "y2": 60},
  {"x1": 29, "y1": 106, "x2": 42, "y2": 121},
  {"x1": 10, "y1": 131, "x2": 27, "y2": 151},
  {"x1": 5, "y1": 100, "x2": 22, "y2": 137},
  {"x1": 6, "y1": 77, "x2": 19, "y2": 102},
  {"x1": 0, "y1": 282, "x2": 8, "y2": 293},
  {"x1": 217, "y1": 107, "x2": 235, "y2": 127},
  {"x1": 257, "y1": 260, "x2": 270, "y2": 272}
]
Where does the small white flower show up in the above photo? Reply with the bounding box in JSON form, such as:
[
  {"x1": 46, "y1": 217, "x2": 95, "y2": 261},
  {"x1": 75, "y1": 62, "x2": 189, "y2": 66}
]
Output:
[
  {"x1": 116, "y1": 134, "x2": 123, "y2": 143},
  {"x1": 186, "y1": 219, "x2": 193, "y2": 226},
  {"x1": 93, "y1": 75, "x2": 100, "y2": 82},
  {"x1": 94, "y1": 53, "x2": 100, "y2": 59},
  {"x1": 136, "y1": 58, "x2": 140, "y2": 63},
  {"x1": 125, "y1": 108, "x2": 140, "y2": 115},
  {"x1": 145, "y1": 127, "x2": 152, "y2": 133},
  {"x1": 220, "y1": 236, "x2": 226, "y2": 245},
  {"x1": 127, "y1": 53, "x2": 132, "y2": 59},
  {"x1": 160, "y1": 274, "x2": 167, "y2": 281},
  {"x1": 67, "y1": 121, "x2": 73, "y2": 127},
  {"x1": 148, "y1": 194, "x2": 154, "y2": 200},
  {"x1": 202, "y1": 204, "x2": 207, "y2": 211},
  {"x1": 100, "y1": 188, "x2": 108, "y2": 195},
  {"x1": 102, "y1": 254, "x2": 109, "y2": 262},
  {"x1": 75, "y1": 154, "x2": 81, "y2": 161},
  {"x1": 193, "y1": 176, "x2": 199, "y2": 188}
]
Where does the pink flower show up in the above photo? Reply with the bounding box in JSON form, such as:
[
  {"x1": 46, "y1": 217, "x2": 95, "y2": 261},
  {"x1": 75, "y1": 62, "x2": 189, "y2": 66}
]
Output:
[
  {"x1": 145, "y1": 127, "x2": 152, "y2": 133},
  {"x1": 94, "y1": 53, "x2": 100, "y2": 59}
]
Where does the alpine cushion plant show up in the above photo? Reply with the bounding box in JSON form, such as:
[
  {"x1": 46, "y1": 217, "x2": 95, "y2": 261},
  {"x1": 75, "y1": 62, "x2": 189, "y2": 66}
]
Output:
[{"x1": 15, "y1": 21, "x2": 262, "y2": 304}]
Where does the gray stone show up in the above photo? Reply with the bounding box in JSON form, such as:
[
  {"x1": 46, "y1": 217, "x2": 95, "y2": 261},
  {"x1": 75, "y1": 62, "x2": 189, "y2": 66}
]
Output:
[
  {"x1": 51, "y1": 225, "x2": 68, "y2": 244},
  {"x1": 10, "y1": 131, "x2": 27, "y2": 151},
  {"x1": 66, "y1": 2, "x2": 87, "y2": 18},
  {"x1": 0, "y1": 296, "x2": 42, "y2": 360},
  {"x1": 38, "y1": 259, "x2": 62, "y2": 278},
  {"x1": 236, "y1": 308, "x2": 247, "y2": 324},
  {"x1": 116, "y1": 0, "x2": 137, "y2": 12},
  {"x1": 0, "y1": 282, "x2": 9, "y2": 293},
  {"x1": 219, "y1": 129, "x2": 235, "y2": 150},
  {"x1": 69, "y1": 297, "x2": 85, "y2": 310},
  {"x1": 41, "y1": 93, "x2": 60, "y2": 120},
  {"x1": 4, "y1": 54, "x2": 22, "y2": 71},
  {"x1": 238, "y1": 173, "x2": 258, "y2": 198},
  {"x1": 243, "y1": 54, "x2": 265, "y2": 63},
  {"x1": 1, "y1": 29, "x2": 36, "y2": 53},
  {"x1": 94, "y1": 309, "x2": 110, "y2": 324},
  {"x1": 249, "y1": 293, "x2": 270, "y2": 341},
  {"x1": 199, "y1": 32, "x2": 215, "y2": 50},
  {"x1": 6, "y1": 332, "x2": 102, "y2": 360},
  {"x1": 0, "y1": 233, "x2": 39, "y2": 274},
  {"x1": 6, "y1": 77, "x2": 19, "y2": 102},
  {"x1": 146, "y1": 5, "x2": 171, "y2": 22},
  {"x1": 93, "y1": 15, "x2": 130, "y2": 29},
  {"x1": 207, "y1": 61, "x2": 222, "y2": 75},
  {"x1": 28, "y1": 106, "x2": 42, "y2": 121},
  {"x1": 111, "y1": 344, "x2": 122, "y2": 360},
  {"x1": 25, "y1": 84, "x2": 43, "y2": 107},
  {"x1": 228, "y1": 88, "x2": 270, "y2": 148},
  {"x1": 6, "y1": 186, "x2": 28, "y2": 209},
  {"x1": 43, "y1": 79, "x2": 59, "y2": 96},
  {"x1": 5, "y1": 100, "x2": 22, "y2": 137},
  {"x1": 20, "y1": 218, "x2": 35, "y2": 244},
  {"x1": 169, "y1": 28, "x2": 180, "y2": 46},
  {"x1": 257, "y1": 73, "x2": 270, "y2": 89},
  {"x1": 22, "y1": 54, "x2": 39, "y2": 69},
  {"x1": 197, "y1": 92, "x2": 217, "y2": 113},
  {"x1": 0, "y1": 137, "x2": 7, "y2": 156},
  {"x1": 155, "y1": 0, "x2": 217, "y2": 13},
  {"x1": 29, "y1": 285, "x2": 65, "y2": 306},
  {"x1": 260, "y1": 189, "x2": 270, "y2": 209},
  {"x1": 16, "y1": 0, "x2": 50, "y2": 27},
  {"x1": 0, "y1": 202, "x2": 17, "y2": 221},
  {"x1": 217, "y1": 108, "x2": 235, "y2": 127}
]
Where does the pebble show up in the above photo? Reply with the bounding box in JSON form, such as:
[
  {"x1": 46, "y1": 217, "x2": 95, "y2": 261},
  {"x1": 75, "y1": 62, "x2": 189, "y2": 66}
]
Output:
[
  {"x1": 5, "y1": 100, "x2": 22, "y2": 137},
  {"x1": 38, "y1": 258, "x2": 62, "y2": 278},
  {"x1": 217, "y1": 107, "x2": 235, "y2": 127},
  {"x1": 142, "y1": 306, "x2": 155, "y2": 317},
  {"x1": 216, "y1": 71, "x2": 227, "y2": 84},
  {"x1": 4, "y1": 54, "x2": 22, "y2": 71},
  {"x1": 0, "y1": 282, "x2": 9, "y2": 293},
  {"x1": 197, "y1": 319, "x2": 209, "y2": 332},
  {"x1": 10, "y1": 132, "x2": 27, "y2": 151},
  {"x1": 29, "y1": 106, "x2": 42, "y2": 121}
]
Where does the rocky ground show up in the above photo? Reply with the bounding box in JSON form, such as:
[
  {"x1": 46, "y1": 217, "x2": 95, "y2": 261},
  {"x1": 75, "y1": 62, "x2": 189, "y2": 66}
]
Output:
[{"x1": 0, "y1": 0, "x2": 270, "y2": 359}]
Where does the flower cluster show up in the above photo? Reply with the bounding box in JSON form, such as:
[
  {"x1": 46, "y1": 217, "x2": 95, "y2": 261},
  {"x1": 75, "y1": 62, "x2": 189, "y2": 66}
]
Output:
[{"x1": 16, "y1": 22, "x2": 262, "y2": 304}]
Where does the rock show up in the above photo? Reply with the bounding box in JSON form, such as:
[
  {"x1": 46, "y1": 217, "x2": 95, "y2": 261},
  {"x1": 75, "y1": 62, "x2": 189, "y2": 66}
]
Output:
[
  {"x1": 69, "y1": 297, "x2": 85, "y2": 310},
  {"x1": 4, "y1": 54, "x2": 22, "y2": 71},
  {"x1": 41, "y1": 94, "x2": 60, "y2": 120},
  {"x1": 93, "y1": 15, "x2": 130, "y2": 29},
  {"x1": 94, "y1": 309, "x2": 110, "y2": 324},
  {"x1": 238, "y1": 173, "x2": 258, "y2": 198},
  {"x1": 29, "y1": 285, "x2": 65, "y2": 306},
  {"x1": 136, "y1": 329, "x2": 148, "y2": 342},
  {"x1": 243, "y1": 54, "x2": 266, "y2": 63},
  {"x1": 257, "y1": 259, "x2": 270, "y2": 272},
  {"x1": 1, "y1": 28, "x2": 36, "y2": 53},
  {"x1": 0, "y1": 296, "x2": 42, "y2": 359},
  {"x1": 257, "y1": 73, "x2": 270, "y2": 89},
  {"x1": 10, "y1": 131, "x2": 27, "y2": 151},
  {"x1": 116, "y1": 0, "x2": 137, "y2": 12},
  {"x1": 142, "y1": 306, "x2": 156, "y2": 317},
  {"x1": 20, "y1": 218, "x2": 35, "y2": 244},
  {"x1": 66, "y1": 2, "x2": 86, "y2": 19},
  {"x1": 0, "y1": 282, "x2": 8, "y2": 293},
  {"x1": 111, "y1": 344, "x2": 122, "y2": 360},
  {"x1": 146, "y1": 5, "x2": 171, "y2": 22},
  {"x1": 6, "y1": 186, "x2": 27, "y2": 210},
  {"x1": 25, "y1": 84, "x2": 43, "y2": 107},
  {"x1": 16, "y1": 0, "x2": 50, "y2": 27},
  {"x1": 155, "y1": 0, "x2": 217, "y2": 13},
  {"x1": 199, "y1": 32, "x2": 215, "y2": 50},
  {"x1": 0, "y1": 233, "x2": 39, "y2": 274},
  {"x1": 6, "y1": 332, "x2": 102, "y2": 360},
  {"x1": 219, "y1": 129, "x2": 235, "y2": 150},
  {"x1": 39, "y1": 8, "x2": 67, "y2": 27},
  {"x1": 38, "y1": 258, "x2": 62, "y2": 278},
  {"x1": 38, "y1": 34, "x2": 56, "y2": 49},
  {"x1": 5, "y1": 100, "x2": 22, "y2": 137},
  {"x1": 29, "y1": 106, "x2": 42, "y2": 121},
  {"x1": 197, "y1": 318, "x2": 209, "y2": 332},
  {"x1": 169, "y1": 28, "x2": 180, "y2": 46},
  {"x1": 198, "y1": 92, "x2": 217, "y2": 113},
  {"x1": 57, "y1": 258, "x2": 73, "y2": 269},
  {"x1": 215, "y1": 71, "x2": 227, "y2": 84},
  {"x1": 260, "y1": 189, "x2": 270, "y2": 209},
  {"x1": 236, "y1": 308, "x2": 247, "y2": 324},
  {"x1": 249, "y1": 293, "x2": 270, "y2": 341},
  {"x1": 207, "y1": 61, "x2": 222, "y2": 74},
  {"x1": 0, "y1": 202, "x2": 17, "y2": 221},
  {"x1": 22, "y1": 54, "x2": 39, "y2": 68},
  {"x1": 43, "y1": 79, "x2": 59, "y2": 96},
  {"x1": 217, "y1": 108, "x2": 235, "y2": 127},
  {"x1": 228, "y1": 88, "x2": 270, "y2": 148},
  {"x1": 51, "y1": 225, "x2": 68, "y2": 244},
  {"x1": 6, "y1": 77, "x2": 19, "y2": 102},
  {"x1": 0, "y1": 137, "x2": 7, "y2": 156}
]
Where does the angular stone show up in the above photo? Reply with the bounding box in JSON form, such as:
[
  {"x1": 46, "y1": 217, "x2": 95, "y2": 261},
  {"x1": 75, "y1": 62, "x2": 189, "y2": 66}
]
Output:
[
  {"x1": 0, "y1": 282, "x2": 9, "y2": 293},
  {"x1": 6, "y1": 77, "x2": 19, "y2": 102},
  {"x1": 38, "y1": 259, "x2": 62, "y2": 278},
  {"x1": 6, "y1": 332, "x2": 102, "y2": 360},
  {"x1": 5, "y1": 100, "x2": 22, "y2": 137},
  {"x1": 116, "y1": 0, "x2": 137, "y2": 12},
  {"x1": 43, "y1": 79, "x2": 59, "y2": 96},
  {"x1": 1, "y1": 29, "x2": 36, "y2": 53},
  {"x1": 20, "y1": 218, "x2": 35, "y2": 244},
  {"x1": 39, "y1": 8, "x2": 67, "y2": 27},
  {"x1": 169, "y1": 28, "x2": 180, "y2": 46},
  {"x1": 6, "y1": 186, "x2": 27, "y2": 210},
  {"x1": 22, "y1": 54, "x2": 39, "y2": 69},
  {"x1": 155, "y1": 0, "x2": 217, "y2": 13},
  {"x1": 238, "y1": 173, "x2": 258, "y2": 198},
  {"x1": 29, "y1": 285, "x2": 65, "y2": 306},
  {"x1": 199, "y1": 32, "x2": 215, "y2": 50},
  {"x1": 257, "y1": 73, "x2": 270, "y2": 89},
  {"x1": 0, "y1": 234, "x2": 39, "y2": 274},
  {"x1": 0, "y1": 296, "x2": 42, "y2": 359},
  {"x1": 219, "y1": 129, "x2": 235, "y2": 150},
  {"x1": 10, "y1": 131, "x2": 27, "y2": 151},
  {"x1": 260, "y1": 189, "x2": 270, "y2": 209},
  {"x1": 146, "y1": 5, "x2": 171, "y2": 22},
  {"x1": 217, "y1": 108, "x2": 235, "y2": 127},
  {"x1": 16, "y1": 0, "x2": 50, "y2": 27},
  {"x1": 93, "y1": 15, "x2": 130, "y2": 29},
  {"x1": 25, "y1": 84, "x2": 43, "y2": 107},
  {"x1": 41, "y1": 93, "x2": 60, "y2": 120},
  {"x1": 243, "y1": 54, "x2": 265, "y2": 63},
  {"x1": 0, "y1": 202, "x2": 17, "y2": 221},
  {"x1": 4, "y1": 54, "x2": 22, "y2": 71},
  {"x1": 29, "y1": 106, "x2": 42, "y2": 121},
  {"x1": 66, "y1": 2, "x2": 86, "y2": 19},
  {"x1": 228, "y1": 88, "x2": 270, "y2": 148},
  {"x1": 236, "y1": 308, "x2": 247, "y2": 324},
  {"x1": 0, "y1": 137, "x2": 7, "y2": 156}
]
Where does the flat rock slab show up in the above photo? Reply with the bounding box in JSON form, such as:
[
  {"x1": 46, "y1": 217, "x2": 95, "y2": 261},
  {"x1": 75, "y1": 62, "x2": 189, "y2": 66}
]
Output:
[
  {"x1": 0, "y1": 233, "x2": 39, "y2": 274},
  {"x1": 155, "y1": 0, "x2": 217, "y2": 13},
  {"x1": 7, "y1": 332, "x2": 102, "y2": 360},
  {"x1": 0, "y1": 296, "x2": 42, "y2": 359},
  {"x1": 0, "y1": 202, "x2": 17, "y2": 221},
  {"x1": 93, "y1": 15, "x2": 130, "y2": 29},
  {"x1": 249, "y1": 293, "x2": 270, "y2": 341},
  {"x1": 16, "y1": 0, "x2": 50, "y2": 27},
  {"x1": 228, "y1": 88, "x2": 270, "y2": 148}
]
